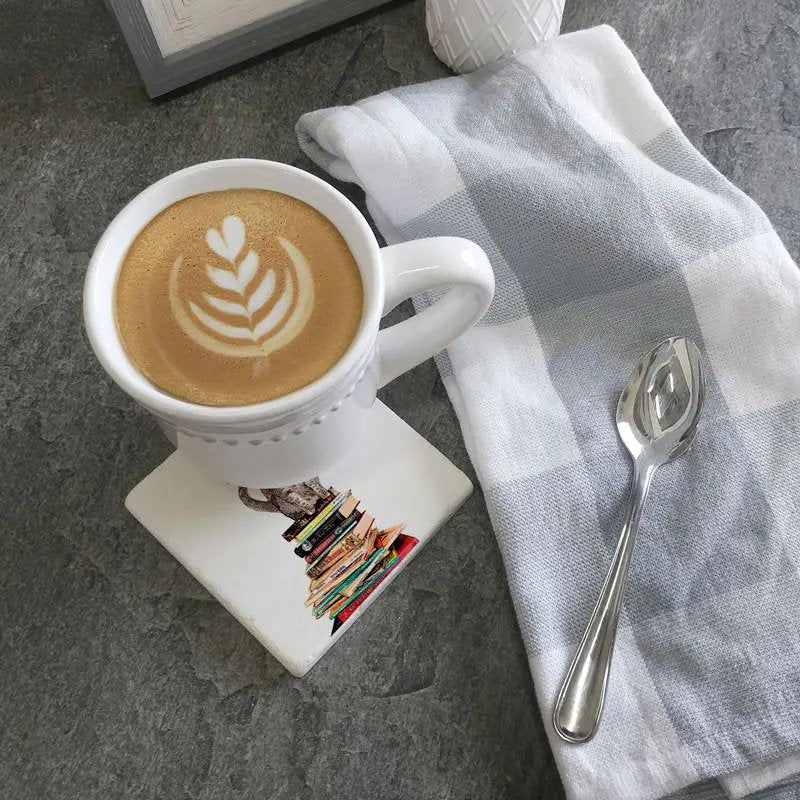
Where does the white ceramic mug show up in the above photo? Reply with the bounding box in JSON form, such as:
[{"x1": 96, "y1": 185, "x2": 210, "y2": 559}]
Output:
[{"x1": 84, "y1": 159, "x2": 494, "y2": 486}]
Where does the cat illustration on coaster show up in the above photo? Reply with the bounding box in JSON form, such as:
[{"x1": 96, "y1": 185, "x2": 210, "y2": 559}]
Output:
[
  {"x1": 239, "y1": 478, "x2": 418, "y2": 635},
  {"x1": 115, "y1": 189, "x2": 364, "y2": 406}
]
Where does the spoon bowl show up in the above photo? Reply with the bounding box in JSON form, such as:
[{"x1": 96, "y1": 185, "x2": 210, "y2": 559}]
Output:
[{"x1": 617, "y1": 337, "x2": 704, "y2": 465}]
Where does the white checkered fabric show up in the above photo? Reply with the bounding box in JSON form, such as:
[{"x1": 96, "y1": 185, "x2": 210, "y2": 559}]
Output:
[{"x1": 298, "y1": 26, "x2": 800, "y2": 800}]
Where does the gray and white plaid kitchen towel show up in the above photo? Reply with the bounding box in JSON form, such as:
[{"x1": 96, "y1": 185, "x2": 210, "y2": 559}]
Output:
[{"x1": 297, "y1": 25, "x2": 800, "y2": 800}]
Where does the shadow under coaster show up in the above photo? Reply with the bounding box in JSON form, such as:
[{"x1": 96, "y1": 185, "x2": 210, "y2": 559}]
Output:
[{"x1": 126, "y1": 401, "x2": 472, "y2": 677}]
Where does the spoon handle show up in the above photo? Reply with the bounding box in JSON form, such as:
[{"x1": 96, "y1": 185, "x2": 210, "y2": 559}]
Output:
[{"x1": 553, "y1": 463, "x2": 654, "y2": 743}]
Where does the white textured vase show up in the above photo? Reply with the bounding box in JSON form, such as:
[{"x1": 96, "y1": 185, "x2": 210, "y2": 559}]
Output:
[{"x1": 426, "y1": 0, "x2": 565, "y2": 73}]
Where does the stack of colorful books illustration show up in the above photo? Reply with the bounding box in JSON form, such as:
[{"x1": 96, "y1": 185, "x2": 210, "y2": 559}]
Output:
[{"x1": 240, "y1": 479, "x2": 418, "y2": 633}]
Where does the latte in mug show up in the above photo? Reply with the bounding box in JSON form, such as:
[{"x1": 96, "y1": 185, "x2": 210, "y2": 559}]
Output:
[{"x1": 115, "y1": 189, "x2": 364, "y2": 406}]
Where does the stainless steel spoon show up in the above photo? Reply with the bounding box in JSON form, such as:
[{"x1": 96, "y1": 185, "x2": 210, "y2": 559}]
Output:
[{"x1": 552, "y1": 336, "x2": 705, "y2": 744}]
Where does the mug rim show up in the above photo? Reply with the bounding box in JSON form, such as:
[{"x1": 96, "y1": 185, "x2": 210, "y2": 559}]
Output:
[{"x1": 83, "y1": 159, "x2": 383, "y2": 427}]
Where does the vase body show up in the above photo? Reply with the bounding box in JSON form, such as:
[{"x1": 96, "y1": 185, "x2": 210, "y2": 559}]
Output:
[{"x1": 426, "y1": 0, "x2": 565, "y2": 73}]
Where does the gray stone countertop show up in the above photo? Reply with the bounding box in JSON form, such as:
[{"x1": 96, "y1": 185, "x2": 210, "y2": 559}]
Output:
[{"x1": 1, "y1": 1, "x2": 798, "y2": 798}]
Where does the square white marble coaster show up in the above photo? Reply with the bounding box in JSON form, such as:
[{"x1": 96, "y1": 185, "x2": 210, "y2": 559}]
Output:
[{"x1": 126, "y1": 401, "x2": 471, "y2": 677}]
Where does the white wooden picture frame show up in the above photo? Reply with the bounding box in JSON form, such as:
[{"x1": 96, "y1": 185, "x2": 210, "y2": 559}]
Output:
[{"x1": 108, "y1": 0, "x2": 392, "y2": 97}]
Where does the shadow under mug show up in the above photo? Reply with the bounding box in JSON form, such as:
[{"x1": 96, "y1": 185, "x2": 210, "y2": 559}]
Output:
[{"x1": 84, "y1": 159, "x2": 494, "y2": 486}]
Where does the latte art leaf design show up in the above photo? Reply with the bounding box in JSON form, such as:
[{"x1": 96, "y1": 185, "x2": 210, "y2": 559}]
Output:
[{"x1": 168, "y1": 215, "x2": 315, "y2": 358}]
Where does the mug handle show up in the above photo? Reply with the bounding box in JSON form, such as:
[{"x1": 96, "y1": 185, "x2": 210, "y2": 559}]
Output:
[{"x1": 376, "y1": 237, "x2": 494, "y2": 388}]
